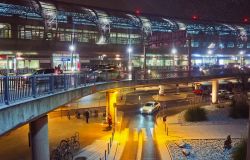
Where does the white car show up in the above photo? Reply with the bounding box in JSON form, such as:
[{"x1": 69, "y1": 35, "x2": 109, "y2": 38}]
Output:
[
  {"x1": 140, "y1": 101, "x2": 161, "y2": 114},
  {"x1": 210, "y1": 90, "x2": 230, "y2": 98}
]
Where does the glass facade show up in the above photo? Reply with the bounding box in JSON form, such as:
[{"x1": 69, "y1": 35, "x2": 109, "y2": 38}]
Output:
[
  {"x1": 52, "y1": 53, "x2": 80, "y2": 71},
  {"x1": 0, "y1": 1, "x2": 250, "y2": 70},
  {"x1": 0, "y1": 23, "x2": 11, "y2": 38}
]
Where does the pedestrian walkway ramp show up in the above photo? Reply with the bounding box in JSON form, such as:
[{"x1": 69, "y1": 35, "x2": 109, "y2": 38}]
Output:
[
  {"x1": 74, "y1": 140, "x2": 108, "y2": 160},
  {"x1": 73, "y1": 137, "x2": 120, "y2": 160}
]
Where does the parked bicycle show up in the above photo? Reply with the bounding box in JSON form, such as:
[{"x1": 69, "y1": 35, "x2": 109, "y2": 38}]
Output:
[
  {"x1": 50, "y1": 143, "x2": 73, "y2": 160},
  {"x1": 51, "y1": 132, "x2": 80, "y2": 160}
]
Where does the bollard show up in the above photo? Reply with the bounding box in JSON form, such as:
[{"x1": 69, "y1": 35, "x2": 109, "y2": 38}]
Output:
[
  {"x1": 110, "y1": 138, "x2": 112, "y2": 148},
  {"x1": 105, "y1": 150, "x2": 106, "y2": 160},
  {"x1": 107, "y1": 143, "x2": 110, "y2": 154}
]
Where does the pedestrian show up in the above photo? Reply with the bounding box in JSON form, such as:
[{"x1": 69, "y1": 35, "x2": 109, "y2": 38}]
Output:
[
  {"x1": 75, "y1": 111, "x2": 80, "y2": 119},
  {"x1": 224, "y1": 135, "x2": 232, "y2": 150},
  {"x1": 108, "y1": 114, "x2": 112, "y2": 129},
  {"x1": 67, "y1": 111, "x2": 71, "y2": 120},
  {"x1": 84, "y1": 110, "x2": 90, "y2": 123}
]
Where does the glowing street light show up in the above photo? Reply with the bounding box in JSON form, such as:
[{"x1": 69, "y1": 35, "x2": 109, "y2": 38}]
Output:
[
  {"x1": 69, "y1": 44, "x2": 76, "y2": 71},
  {"x1": 239, "y1": 50, "x2": 245, "y2": 55},
  {"x1": 127, "y1": 47, "x2": 133, "y2": 54},
  {"x1": 69, "y1": 44, "x2": 75, "y2": 52},
  {"x1": 127, "y1": 46, "x2": 133, "y2": 79},
  {"x1": 127, "y1": 46, "x2": 133, "y2": 64},
  {"x1": 171, "y1": 48, "x2": 177, "y2": 54},
  {"x1": 207, "y1": 50, "x2": 213, "y2": 55}
]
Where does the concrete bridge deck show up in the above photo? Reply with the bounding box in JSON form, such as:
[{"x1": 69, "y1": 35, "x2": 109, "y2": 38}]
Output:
[{"x1": 0, "y1": 72, "x2": 247, "y2": 136}]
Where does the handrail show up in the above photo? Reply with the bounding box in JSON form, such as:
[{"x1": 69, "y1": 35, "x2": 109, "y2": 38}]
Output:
[{"x1": 0, "y1": 69, "x2": 248, "y2": 106}]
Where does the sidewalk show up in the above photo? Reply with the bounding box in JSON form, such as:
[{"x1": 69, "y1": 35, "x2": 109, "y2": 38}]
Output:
[
  {"x1": 154, "y1": 104, "x2": 248, "y2": 160},
  {"x1": 73, "y1": 111, "x2": 126, "y2": 160}
]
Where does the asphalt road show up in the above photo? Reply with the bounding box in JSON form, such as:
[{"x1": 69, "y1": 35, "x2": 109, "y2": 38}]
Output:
[{"x1": 118, "y1": 90, "x2": 161, "y2": 160}]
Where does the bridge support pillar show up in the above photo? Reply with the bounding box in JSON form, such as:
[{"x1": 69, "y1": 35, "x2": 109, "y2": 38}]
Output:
[
  {"x1": 29, "y1": 115, "x2": 49, "y2": 160},
  {"x1": 211, "y1": 80, "x2": 219, "y2": 104},
  {"x1": 106, "y1": 91, "x2": 117, "y2": 125},
  {"x1": 247, "y1": 107, "x2": 250, "y2": 160}
]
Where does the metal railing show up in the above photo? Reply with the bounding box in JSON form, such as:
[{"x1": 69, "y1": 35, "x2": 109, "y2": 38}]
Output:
[
  {"x1": 0, "y1": 69, "x2": 247, "y2": 106},
  {"x1": 0, "y1": 71, "x2": 124, "y2": 105}
]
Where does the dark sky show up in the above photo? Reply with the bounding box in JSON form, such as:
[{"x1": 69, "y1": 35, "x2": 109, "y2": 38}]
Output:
[{"x1": 55, "y1": 0, "x2": 250, "y2": 23}]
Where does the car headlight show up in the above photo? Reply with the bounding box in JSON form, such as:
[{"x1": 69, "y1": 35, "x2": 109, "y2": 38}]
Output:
[
  {"x1": 140, "y1": 108, "x2": 143, "y2": 112},
  {"x1": 148, "y1": 109, "x2": 153, "y2": 113}
]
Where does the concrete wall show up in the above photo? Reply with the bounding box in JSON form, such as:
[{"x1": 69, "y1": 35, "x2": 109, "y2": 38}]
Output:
[{"x1": 0, "y1": 74, "x2": 239, "y2": 135}]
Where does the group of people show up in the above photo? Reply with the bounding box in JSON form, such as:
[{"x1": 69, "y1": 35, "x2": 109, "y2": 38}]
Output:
[
  {"x1": 66, "y1": 110, "x2": 113, "y2": 128},
  {"x1": 55, "y1": 64, "x2": 63, "y2": 74}
]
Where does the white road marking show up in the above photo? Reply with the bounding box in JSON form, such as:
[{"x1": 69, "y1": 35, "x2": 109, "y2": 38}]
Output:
[
  {"x1": 136, "y1": 131, "x2": 143, "y2": 160},
  {"x1": 150, "y1": 128, "x2": 155, "y2": 140},
  {"x1": 133, "y1": 128, "x2": 138, "y2": 141},
  {"x1": 141, "y1": 128, "x2": 147, "y2": 141}
]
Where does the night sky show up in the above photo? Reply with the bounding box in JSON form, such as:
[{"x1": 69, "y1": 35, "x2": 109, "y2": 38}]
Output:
[{"x1": 54, "y1": 0, "x2": 250, "y2": 23}]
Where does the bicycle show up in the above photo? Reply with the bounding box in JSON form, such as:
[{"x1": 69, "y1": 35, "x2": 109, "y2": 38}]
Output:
[
  {"x1": 50, "y1": 147, "x2": 61, "y2": 160},
  {"x1": 60, "y1": 132, "x2": 80, "y2": 155},
  {"x1": 59, "y1": 140, "x2": 73, "y2": 160},
  {"x1": 51, "y1": 144, "x2": 73, "y2": 160},
  {"x1": 70, "y1": 132, "x2": 80, "y2": 152}
]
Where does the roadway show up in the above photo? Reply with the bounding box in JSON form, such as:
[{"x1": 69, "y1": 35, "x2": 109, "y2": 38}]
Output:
[
  {"x1": 0, "y1": 83, "x2": 233, "y2": 160},
  {"x1": 118, "y1": 90, "x2": 161, "y2": 160},
  {"x1": 117, "y1": 89, "x2": 190, "y2": 160}
]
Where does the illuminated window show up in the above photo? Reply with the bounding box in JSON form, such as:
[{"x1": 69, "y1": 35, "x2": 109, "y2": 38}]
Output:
[{"x1": 0, "y1": 23, "x2": 11, "y2": 38}]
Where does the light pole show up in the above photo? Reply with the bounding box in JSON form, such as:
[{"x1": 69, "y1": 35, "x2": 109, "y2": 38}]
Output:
[
  {"x1": 127, "y1": 46, "x2": 133, "y2": 79},
  {"x1": 239, "y1": 50, "x2": 245, "y2": 66},
  {"x1": 207, "y1": 49, "x2": 213, "y2": 65},
  {"x1": 171, "y1": 47, "x2": 177, "y2": 69},
  {"x1": 69, "y1": 44, "x2": 75, "y2": 71}
]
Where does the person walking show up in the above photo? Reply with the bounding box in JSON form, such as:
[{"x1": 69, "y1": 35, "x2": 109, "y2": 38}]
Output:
[
  {"x1": 67, "y1": 111, "x2": 71, "y2": 120},
  {"x1": 224, "y1": 135, "x2": 232, "y2": 150},
  {"x1": 108, "y1": 114, "x2": 112, "y2": 129},
  {"x1": 84, "y1": 110, "x2": 90, "y2": 123}
]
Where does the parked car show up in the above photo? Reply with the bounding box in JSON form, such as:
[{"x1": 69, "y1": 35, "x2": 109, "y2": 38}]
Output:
[
  {"x1": 140, "y1": 101, "x2": 161, "y2": 114},
  {"x1": 22, "y1": 68, "x2": 55, "y2": 84},
  {"x1": 210, "y1": 89, "x2": 232, "y2": 99}
]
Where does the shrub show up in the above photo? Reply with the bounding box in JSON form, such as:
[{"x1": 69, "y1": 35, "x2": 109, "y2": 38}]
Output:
[
  {"x1": 230, "y1": 96, "x2": 249, "y2": 119},
  {"x1": 232, "y1": 139, "x2": 247, "y2": 160},
  {"x1": 184, "y1": 107, "x2": 207, "y2": 122}
]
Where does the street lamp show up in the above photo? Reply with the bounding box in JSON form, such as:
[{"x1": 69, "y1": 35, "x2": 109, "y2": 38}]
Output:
[
  {"x1": 207, "y1": 50, "x2": 213, "y2": 55},
  {"x1": 127, "y1": 46, "x2": 133, "y2": 70},
  {"x1": 171, "y1": 47, "x2": 177, "y2": 54},
  {"x1": 127, "y1": 46, "x2": 133, "y2": 64},
  {"x1": 69, "y1": 44, "x2": 75, "y2": 71},
  {"x1": 127, "y1": 46, "x2": 133, "y2": 79},
  {"x1": 239, "y1": 50, "x2": 245, "y2": 55},
  {"x1": 239, "y1": 50, "x2": 245, "y2": 66}
]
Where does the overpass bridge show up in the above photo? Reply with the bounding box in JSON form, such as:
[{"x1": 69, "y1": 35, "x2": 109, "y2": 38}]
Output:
[{"x1": 0, "y1": 71, "x2": 248, "y2": 160}]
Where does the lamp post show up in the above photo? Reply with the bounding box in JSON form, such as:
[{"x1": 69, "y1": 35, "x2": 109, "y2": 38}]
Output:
[
  {"x1": 171, "y1": 47, "x2": 177, "y2": 69},
  {"x1": 207, "y1": 49, "x2": 213, "y2": 65},
  {"x1": 69, "y1": 44, "x2": 75, "y2": 71},
  {"x1": 239, "y1": 50, "x2": 245, "y2": 66},
  {"x1": 127, "y1": 46, "x2": 133, "y2": 79}
]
